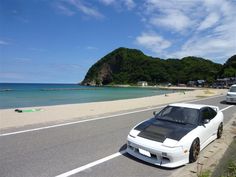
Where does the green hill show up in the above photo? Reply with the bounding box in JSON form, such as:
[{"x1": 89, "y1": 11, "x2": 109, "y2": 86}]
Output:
[
  {"x1": 219, "y1": 55, "x2": 236, "y2": 77},
  {"x1": 81, "y1": 47, "x2": 234, "y2": 86}
]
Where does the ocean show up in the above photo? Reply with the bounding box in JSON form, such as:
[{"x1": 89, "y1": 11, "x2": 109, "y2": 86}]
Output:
[{"x1": 0, "y1": 83, "x2": 174, "y2": 109}]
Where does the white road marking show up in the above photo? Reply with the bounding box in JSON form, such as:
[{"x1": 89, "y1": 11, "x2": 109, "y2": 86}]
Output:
[
  {"x1": 55, "y1": 150, "x2": 126, "y2": 177},
  {"x1": 0, "y1": 105, "x2": 165, "y2": 137},
  {"x1": 0, "y1": 94, "x2": 226, "y2": 137},
  {"x1": 220, "y1": 105, "x2": 234, "y2": 112},
  {"x1": 54, "y1": 104, "x2": 234, "y2": 177}
]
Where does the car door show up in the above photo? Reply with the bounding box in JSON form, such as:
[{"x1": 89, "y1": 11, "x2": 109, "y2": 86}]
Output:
[
  {"x1": 207, "y1": 107, "x2": 218, "y2": 135},
  {"x1": 198, "y1": 107, "x2": 216, "y2": 146}
]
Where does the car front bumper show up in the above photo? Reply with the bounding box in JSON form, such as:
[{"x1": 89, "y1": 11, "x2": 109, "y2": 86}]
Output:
[
  {"x1": 127, "y1": 135, "x2": 189, "y2": 168},
  {"x1": 226, "y1": 96, "x2": 236, "y2": 103}
]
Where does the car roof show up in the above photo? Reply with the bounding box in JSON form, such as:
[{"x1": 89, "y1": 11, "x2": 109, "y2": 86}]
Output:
[
  {"x1": 168, "y1": 103, "x2": 212, "y2": 110},
  {"x1": 230, "y1": 84, "x2": 236, "y2": 87}
]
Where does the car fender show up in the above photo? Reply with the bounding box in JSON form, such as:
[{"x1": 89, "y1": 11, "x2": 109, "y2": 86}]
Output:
[
  {"x1": 217, "y1": 111, "x2": 224, "y2": 123},
  {"x1": 176, "y1": 127, "x2": 201, "y2": 150},
  {"x1": 215, "y1": 111, "x2": 224, "y2": 135}
]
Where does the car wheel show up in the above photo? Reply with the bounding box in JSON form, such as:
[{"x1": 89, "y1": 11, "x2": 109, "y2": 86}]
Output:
[
  {"x1": 189, "y1": 139, "x2": 200, "y2": 163},
  {"x1": 217, "y1": 123, "x2": 223, "y2": 139}
]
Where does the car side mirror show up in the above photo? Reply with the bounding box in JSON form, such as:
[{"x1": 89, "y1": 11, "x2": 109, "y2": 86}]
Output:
[
  {"x1": 203, "y1": 119, "x2": 210, "y2": 124},
  {"x1": 153, "y1": 111, "x2": 157, "y2": 116}
]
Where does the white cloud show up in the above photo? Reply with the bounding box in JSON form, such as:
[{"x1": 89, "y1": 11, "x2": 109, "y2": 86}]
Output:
[
  {"x1": 56, "y1": 3, "x2": 76, "y2": 16},
  {"x1": 136, "y1": 32, "x2": 171, "y2": 54},
  {"x1": 99, "y1": 0, "x2": 115, "y2": 5},
  {"x1": 69, "y1": 0, "x2": 104, "y2": 19},
  {"x1": 197, "y1": 12, "x2": 220, "y2": 31},
  {"x1": 142, "y1": 0, "x2": 200, "y2": 33},
  {"x1": 56, "y1": 0, "x2": 104, "y2": 19},
  {"x1": 171, "y1": 19, "x2": 236, "y2": 60},
  {"x1": 137, "y1": 0, "x2": 236, "y2": 61},
  {"x1": 173, "y1": 37, "x2": 235, "y2": 59},
  {"x1": 173, "y1": 1, "x2": 236, "y2": 60},
  {"x1": 99, "y1": 0, "x2": 135, "y2": 10},
  {"x1": 150, "y1": 9, "x2": 192, "y2": 32},
  {"x1": 123, "y1": 0, "x2": 135, "y2": 10},
  {"x1": 0, "y1": 40, "x2": 9, "y2": 45},
  {"x1": 54, "y1": 0, "x2": 235, "y2": 60}
]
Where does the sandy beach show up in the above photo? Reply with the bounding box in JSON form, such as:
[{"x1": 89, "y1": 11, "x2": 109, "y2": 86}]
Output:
[{"x1": 0, "y1": 88, "x2": 227, "y2": 130}]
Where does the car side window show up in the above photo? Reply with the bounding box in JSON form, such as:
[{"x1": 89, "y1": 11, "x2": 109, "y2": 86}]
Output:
[
  {"x1": 208, "y1": 107, "x2": 217, "y2": 119},
  {"x1": 201, "y1": 108, "x2": 211, "y2": 121},
  {"x1": 200, "y1": 107, "x2": 216, "y2": 121}
]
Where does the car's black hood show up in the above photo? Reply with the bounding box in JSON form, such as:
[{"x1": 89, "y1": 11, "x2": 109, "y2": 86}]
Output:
[{"x1": 134, "y1": 118, "x2": 197, "y2": 142}]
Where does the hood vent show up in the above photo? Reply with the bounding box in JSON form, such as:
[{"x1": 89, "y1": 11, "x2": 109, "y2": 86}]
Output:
[{"x1": 138, "y1": 125, "x2": 171, "y2": 142}]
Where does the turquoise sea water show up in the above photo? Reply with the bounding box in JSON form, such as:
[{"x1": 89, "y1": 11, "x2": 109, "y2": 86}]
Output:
[{"x1": 0, "y1": 83, "x2": 174, "y2": 109}]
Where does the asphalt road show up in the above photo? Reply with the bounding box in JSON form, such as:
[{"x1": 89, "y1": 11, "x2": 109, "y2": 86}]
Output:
[{"x1": 0, "y1": 95, "x2": 235, "y2": 177}]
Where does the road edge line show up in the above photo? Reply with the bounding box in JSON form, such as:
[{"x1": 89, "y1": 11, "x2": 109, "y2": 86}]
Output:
[{"x1": 55, "y1": 150, "x2": 126, "y2": 177}]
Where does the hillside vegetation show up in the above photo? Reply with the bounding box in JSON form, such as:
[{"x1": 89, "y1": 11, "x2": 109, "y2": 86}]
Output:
[
  {"x1": 219, "y1": 55, "x2": 236, "y2": 78},
  {"x1": 81, "y1": 47, "x2": 235, "y2": 86}
]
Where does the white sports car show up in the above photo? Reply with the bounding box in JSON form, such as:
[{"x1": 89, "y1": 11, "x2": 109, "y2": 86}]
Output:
[{"x1": 127, "y1": 103, "x2": 224, "y2": 168}]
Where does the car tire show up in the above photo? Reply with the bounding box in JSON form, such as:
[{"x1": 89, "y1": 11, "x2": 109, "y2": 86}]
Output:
[
  {"x1": 189, "y1": 139, "x2": 200, "y2": 163},
  {"x1": 217, "y1": 123, "x2": 223, "y2": 139}
]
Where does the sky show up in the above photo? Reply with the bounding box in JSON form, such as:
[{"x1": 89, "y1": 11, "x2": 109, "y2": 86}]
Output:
[{"x1": 0, "y1": 0, "x2": 236, "y2": 83}]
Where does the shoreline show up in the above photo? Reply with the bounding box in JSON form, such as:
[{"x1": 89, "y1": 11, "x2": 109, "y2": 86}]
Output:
[
  {"x1": 106, "y1": 84, "x2": 197, "y2": 90},
  {"x1": 0, "y1": 88, "x2": 176, "y2": 110},
  {"x1": 0, "y1": 88, "x2": 227, "y2": 130},
  {"x1": 0, "y1": 84, "x2": 190, "y2": 110}
]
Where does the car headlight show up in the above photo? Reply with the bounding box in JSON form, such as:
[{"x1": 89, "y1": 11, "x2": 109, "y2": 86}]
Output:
[
  {"x1": 162, "y1": 138, "x2": 179, "y2": 148},
  {"x1": 162, "y1": 138, "x2": 186, "y2": 152},
  {"x1": 128, "y1": 129, "x2": 140, "y2": 138}
]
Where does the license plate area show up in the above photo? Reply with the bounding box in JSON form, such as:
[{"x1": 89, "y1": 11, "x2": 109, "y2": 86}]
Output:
[{"x1": 138, "y1": 148, "x2": 151, "y2": 157}]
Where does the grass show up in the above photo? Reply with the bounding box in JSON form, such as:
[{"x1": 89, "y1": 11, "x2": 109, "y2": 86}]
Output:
[
  {"x1": 197, "y1": 139, "x2": 236, "y2": 177},
  {"x1": 197, "y1": 170, "x2": 211, "y2": 177},
  {"x1": 212, "y1": 139, "x2": 236, "y2": 177},
  {"x1": 196, "y1": 89, "x2": 215, "y2": 98},
  {"x1": 196, "y1": 96, "x2": 208, "y2": 98},
  {"x1": 222, "y1": 160, "x2": 236, "y2": 177}
]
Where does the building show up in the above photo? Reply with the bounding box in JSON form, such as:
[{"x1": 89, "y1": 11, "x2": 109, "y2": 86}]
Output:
[
  {"x1": 137, "y1": 81, "x2": 148, "y2": 87},
  {"x1": 197, "y1": 80, "x2": 205, "y2": 87},
  {"x1": 214, "y1": 77, "x2": 236, "y2": 88},
  {"x1": 187, "y1": 81, "x2": 196, "y2": 87}
]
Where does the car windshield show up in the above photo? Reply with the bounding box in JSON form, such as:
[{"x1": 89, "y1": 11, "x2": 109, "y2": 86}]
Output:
[
  {"x1": 229, "y1": 86, "x2": 236, "y2": 92},
  {"x1": 156, "y1": 106, "x2": 199, "y2": 125}
]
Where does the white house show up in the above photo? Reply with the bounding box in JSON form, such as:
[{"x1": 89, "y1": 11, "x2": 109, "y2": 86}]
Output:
[{"x1": 137, "y1": 81, "x2": 148, "y2": 87}]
